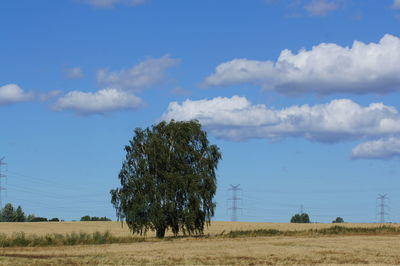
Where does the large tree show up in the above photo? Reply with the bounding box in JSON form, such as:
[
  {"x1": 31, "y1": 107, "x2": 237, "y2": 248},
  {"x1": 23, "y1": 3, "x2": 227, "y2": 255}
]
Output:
[{"x1": 111, "y1": 120, "x2": 222, "y2": 238}]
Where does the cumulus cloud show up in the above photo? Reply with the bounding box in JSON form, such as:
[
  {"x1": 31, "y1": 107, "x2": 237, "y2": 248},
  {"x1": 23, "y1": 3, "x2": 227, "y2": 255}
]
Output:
[
  {"x1": 39, "y1": 90, "x2": 62, "y2": 102},
  {"x1": 393, "y1": 0, "x2": 400, "y2": 9},
  {"x1": 82, "y1": 0, "x2": 146, "y2": 8},
  {"x1": 97, "y1": 55, "x2": 180, "y2": 91},
  {"x1": 63, "y1": 67, "x2": 84, "y2": 79},
  {"x1": 304, "y1": 0, "x2": 339, "y2": 16},
  {"x1": 352, "y1": 137, "x2": 400, "y2": 159},
  {"x1": 161, "y1": 96, "x2": 400, "y2": 142},
  {"x1": 204, "y1": 34, "x2": 400, "y2": 95},
  {"x1": 53, "y1": 88, "x2": 142, "y2": 114},
  {"x1": 53, "y1": 55, "x2": 179, "y2": 114},
  {"x1": 0, "y1": 84, "x2": 33, "y2": 105}
]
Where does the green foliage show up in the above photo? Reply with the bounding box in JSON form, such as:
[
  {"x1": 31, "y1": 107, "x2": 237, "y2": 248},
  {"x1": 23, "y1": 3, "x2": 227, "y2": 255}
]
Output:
[
  {"x1": 227, "y1": 229, "x2": 283, "y2": 238},
  {"x1": 15, "y1": 206, "x2": 26, "y2": 222},
  {"x1": 312, "y1": 225, "x2": 398, "y2": 235},
  {"x1": 226, "y1": 225, "x2": 400, "y2": 238},
  {"x1": 0, "y1": 231, "x2": 145, "y2": 247},
  {"x1": 332, "y1": 217, "x2": 344, "y2": 223},
  {"x1": 49, "y1": 218, "x2": 60, "y2": 222},
  {"x1": 0, "y1": 203, "x2": 26, "y2": 222},
  {"x1": 90, "y1": 216, "x2": 111, "y2": 221},
  {"x1": 80, "y1": 215, "x2": 91, "y2": 221},
  {"x1": 0, "y1": 203, "x2": 15, "y2": 222},
  {"x1": 80, "y1": 215, "x2": 111, "y2": 221},
  {"x1": 111, "y1": 120, "x2": 222, "y2": 238},
  {"x1": 30, "y1": 217, "x2": 48, "y2": 222},
  {"x1": 26, "y1": 214, "x2": 36, "y2": 222},
  {"x1": 290, "y1": 213, "x2": 310, "y2": 223}
]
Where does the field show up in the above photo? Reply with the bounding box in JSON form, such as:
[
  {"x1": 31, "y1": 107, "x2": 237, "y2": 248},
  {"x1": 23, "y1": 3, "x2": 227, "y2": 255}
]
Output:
[{"x1": 0, "y1": 221, "x2": 399, "y2": 265}]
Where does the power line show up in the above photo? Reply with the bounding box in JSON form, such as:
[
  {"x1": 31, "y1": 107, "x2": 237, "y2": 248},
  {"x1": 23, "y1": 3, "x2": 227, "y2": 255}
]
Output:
[
  {"x1": 377, "y1": 194, "x2": 388, "y2": 223},
  {"x1": 0, "y1": 157, "x2": 7, "y2": 208},
  {"x1": 228, "y1": 184, "x2": 241, "y2": 222}
]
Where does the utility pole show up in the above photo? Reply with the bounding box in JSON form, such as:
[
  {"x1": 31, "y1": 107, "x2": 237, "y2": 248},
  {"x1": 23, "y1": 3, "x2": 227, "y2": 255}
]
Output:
[
  {"x1": 228, "y1": 184, "x2": 241, "y2": 222},
  {"x1": 377, "y1": 194, "x2": 388, "y2": 223},
  {"x1": 0, "y1": 157, "x2": 7, "y2": 209}
]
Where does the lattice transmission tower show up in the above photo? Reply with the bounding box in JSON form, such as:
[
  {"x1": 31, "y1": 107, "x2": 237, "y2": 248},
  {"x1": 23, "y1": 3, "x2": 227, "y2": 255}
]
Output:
[
  {"x1": 0, "y1": 157, "x2": 7, "y2": 208},
  {"x1": 228, "y1": 184, "x2": 242, "y2": 222}
]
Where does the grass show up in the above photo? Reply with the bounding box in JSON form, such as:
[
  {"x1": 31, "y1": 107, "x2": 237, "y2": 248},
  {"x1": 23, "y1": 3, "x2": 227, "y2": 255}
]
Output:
[
  {"x1": 225, "y1": 225, "x2": 400, "y2": 238},
  {"x1": 0, "y1": 221, "x2": 396, "y2": 237},
  {"x1": 0, "y1": 222, "x2": 399, "y2": 265},
  {"x1": 0, "y1": 224, "x2": 399, "y2": 248},
  {"x1": 1, "y1": 233, "x2": 399, "y2": 265},
  {"x1": 0, "y1": 231, "x2": 145, "y2": 248}
]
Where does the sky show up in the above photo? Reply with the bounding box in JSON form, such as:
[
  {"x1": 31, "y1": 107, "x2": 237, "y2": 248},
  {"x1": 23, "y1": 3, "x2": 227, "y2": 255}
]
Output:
[{"x1": 1, "y1": 0, "x2": 400, "y2": 223}]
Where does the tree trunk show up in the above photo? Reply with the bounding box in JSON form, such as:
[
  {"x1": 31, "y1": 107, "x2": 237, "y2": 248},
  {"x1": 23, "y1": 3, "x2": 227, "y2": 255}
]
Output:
[{"x1": 156, "y1": 227, "x2": 166, "y2": 238}]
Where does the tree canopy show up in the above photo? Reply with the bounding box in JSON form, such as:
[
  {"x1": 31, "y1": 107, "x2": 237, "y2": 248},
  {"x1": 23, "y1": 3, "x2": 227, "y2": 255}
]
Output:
[
  {"x1": 80, "y1": 215, "x2": 111, "y2": 221},
  {"x1": 0, "y1": 203, "x2": 26, "y2": 222},
  {"x1": 290, "y1": 213, "x2": 310, "y2": 223},
  {"x1": 332, "y1": 217, "x2": 344, "y2": 223},
  {"x1": 111, "y1": 120, "x2": 222, "y2": 238}
]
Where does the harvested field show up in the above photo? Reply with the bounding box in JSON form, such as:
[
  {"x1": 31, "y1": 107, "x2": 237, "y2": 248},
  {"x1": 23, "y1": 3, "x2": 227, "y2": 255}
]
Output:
[
  {"x1": 0, "y1": 222, "x2": 399, "y2": 265},
  {"x1": 0, "y1": 234, "x2": 399, "y2": 265},
  {"x1": 0, "y1": 221, "x2": 394, "y2": 237}
]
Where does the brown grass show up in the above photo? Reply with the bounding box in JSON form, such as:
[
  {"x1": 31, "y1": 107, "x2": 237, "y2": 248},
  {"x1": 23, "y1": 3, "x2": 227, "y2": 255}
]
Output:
[
  {"x1": 0, "y1": 221, "x2": 394, "y2": 237},
  {"x1": 0, "y1": 221, "x2": 399, "y2": 265}
]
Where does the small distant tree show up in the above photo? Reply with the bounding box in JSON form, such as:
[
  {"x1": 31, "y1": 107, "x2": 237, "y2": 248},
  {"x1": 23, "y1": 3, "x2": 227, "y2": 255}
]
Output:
[
  {"x1": 15, "y1": 206, "x2": 26, "y2": 222},
  {"x1": 290, "y1": 213, "x2": 310, "y2": 223},
  {"x1": 80, "y1": 215, "x2": 91, "y2": 221},
  {"x1": 49, "y1": 218, "x2": 60, "y2": 222},
  {"x1": 26, "y1": 214, "x2": 36, "y2": 222},
  {"x1": 332, "y1": 217, "x2": 344, "y2": 223},
  {"x1": 31, "y1": 217, "x2": 47, "y2": 222},
  {"x1": 111, "y1": 120, "x2": 222, "y2": 238},
  {"x1": 1, "y1": 203, "x2": 16, "y2": 222}
]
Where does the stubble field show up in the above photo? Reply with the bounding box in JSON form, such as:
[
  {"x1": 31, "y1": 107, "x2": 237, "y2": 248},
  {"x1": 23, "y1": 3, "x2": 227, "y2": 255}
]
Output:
[{"x1": 0, "y1": 221, "x2": 399, "y2": 265}]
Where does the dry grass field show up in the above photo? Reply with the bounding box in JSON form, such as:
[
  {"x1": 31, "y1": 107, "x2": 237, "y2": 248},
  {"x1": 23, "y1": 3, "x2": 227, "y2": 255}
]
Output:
[
  {"x1": 0, "y1": 221, "x2": 392, "y2": 237},
  {"x1": 0, "y1": 221, "x2": 399, "y2": 265}
]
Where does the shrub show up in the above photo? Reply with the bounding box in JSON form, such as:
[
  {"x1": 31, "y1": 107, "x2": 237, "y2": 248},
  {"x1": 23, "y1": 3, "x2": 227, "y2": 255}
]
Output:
[{"x1": 30, "y1": 217, "x2": 48, "y2": 222}]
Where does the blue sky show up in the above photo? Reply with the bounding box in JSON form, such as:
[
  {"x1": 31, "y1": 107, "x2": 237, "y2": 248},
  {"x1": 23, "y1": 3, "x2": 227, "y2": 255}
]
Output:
[{"x1": 1, "y1": 0, "x2": 400, "y2": 223}]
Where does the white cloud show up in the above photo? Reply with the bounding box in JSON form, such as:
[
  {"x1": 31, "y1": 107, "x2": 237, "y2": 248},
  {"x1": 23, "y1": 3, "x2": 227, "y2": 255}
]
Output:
[
  {"x1": 161, "y1": 96, "x2": 400, "y2": 142},
  {"x1": 53, "y1": 88, "x2": 142, "y2": 114},
  {"x1": 82, "y1": 0, "x2": 146, "y2": 8},
  {"x1": 0, "y1": 84, "x2": 33, "y2": 105},
  {"x1": 97, "y1": 55, "x2": 180, "y2": 91},
  {"x1": 204, "y1": 34, "x2": 400, "y2": 95},
  {"x1": 393, "y1": 0, "x2": 400, "y2": 9},
  {"x1": 352, "y1": 137, "x2": 400, "y2": 159},
  {"x1": 63, "y1": 67, "x2": 84, "y2": 79},
  {"x1": 39, "y1": 90, "x2": 62, "y2": 102},
  {"x1": 304, "y1": 0, "x2": 339, "y2": 16}
]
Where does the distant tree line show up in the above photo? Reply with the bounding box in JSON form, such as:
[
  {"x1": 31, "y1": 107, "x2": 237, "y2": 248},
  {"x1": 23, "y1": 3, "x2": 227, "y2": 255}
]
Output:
[
  {"x1": 290, "y1": 213, "x2": 345, "y2": 224},
  {"x1": 0, "y1": 203, "x2": 59, "y2": 222},
  {"x1": 80, "y1": 215, "x2": 111, "y2": 221}
]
